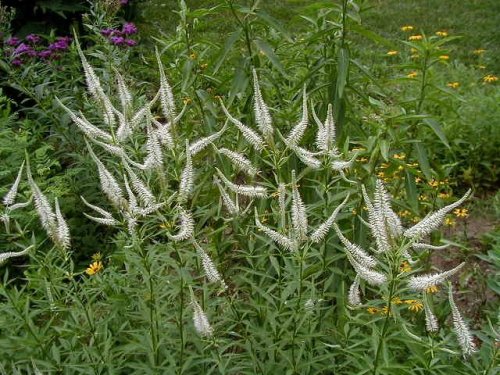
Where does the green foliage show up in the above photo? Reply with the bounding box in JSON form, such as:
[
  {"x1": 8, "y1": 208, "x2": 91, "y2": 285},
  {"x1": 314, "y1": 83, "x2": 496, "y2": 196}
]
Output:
[{"x1": 0, "y1": 1, "x2": 498, "y2": 374}]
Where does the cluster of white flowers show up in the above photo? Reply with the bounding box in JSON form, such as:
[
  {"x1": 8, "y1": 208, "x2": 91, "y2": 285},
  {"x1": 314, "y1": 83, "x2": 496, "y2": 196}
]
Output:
[{"x1": 339, "y1": 179, "x2": 475, "y2": 356}]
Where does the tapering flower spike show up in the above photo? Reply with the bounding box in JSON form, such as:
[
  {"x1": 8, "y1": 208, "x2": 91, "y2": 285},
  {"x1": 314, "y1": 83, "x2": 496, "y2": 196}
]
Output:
[
  {"x1": 290, "y1": 170, "x2": 308, "y2": 241},
  {"x1": 346, "y1": 252, "x2": 387, "y2": 286},
  {"x1": 54, "y1": 198, "x2": 71, "y2": 250},
  {"x1": 123, "y1": 163, "x2": 156, "y2": 207},
  {"x1": 144, "y1": 122, "x2": 164, "y2": 169},
  {"x1": 220, "y1": 100, "x2": 264, "y2": 151},
  {"x1": 423, "y1": 297, "x2": 439, "y2": 332},
  {"x1": 156, "y1": 48, "x2": 176, "y2": 124},
  {"x1": 255, "y1": 208, "x2": 296, "y2": 251},
  {"x1": 407, "y1": 262, "x2": 465, "y2": 291},
  {"x1": 178, "y1": 141, "x2": 194, "y2": 203},
  {"x1": 286, "y1": 85, "x2": 308, "y2": 146},
  {"x1": 404, "y1": 190, "x2": 471, "y2": 239},
  {"x1": 115, "y1": 69, "x2": 132, "y2": 113},
  {"x1": 26, "y1": 160, "x2": 56, "y2": 235},
  {"x1": 168, "y1": 208, "x2": 194, "y2": 242},
  {"x1": 252, "y1": 69, "x2": 273, "y2": 138},
  {"x1": 361, "y1": 184, "x2": 390, "y2": 253},
  {"x1": 348, "y1": 275, "x2": 362, "y2": 306},
  {"x1": 448, "y1": 285, "x2": 476, "y2": 356},
  {"x1": 192, "y1": 240, "x2": 227, "y2": 289},
  {"x1": 215, "y1": 168, "x2": 267, "y2": 198},
  {"x1": 81, "y1": 196, "x2": 119, "y2": 226},
  {"x1": 0, "y1": 245, "x2": 33, "y2": 264},
  {"x1": 313, "y1": 103, "x2": 336, "y2": 153},
  {"x1": 188, "y1": 123, "x2": 228, "y2": 156},
  {"x1": 218, "y1": 148, "x2": 258, "y2": 176},
  {"x1": 310, "y1": 194, "x2": 349, "y2": 243},
  {"x1": 333, "y1": 224, "x2": 377, "y2": 268},
  {"x1": 190, "y1": 292, "x2": 213, "y2": 337},
  {"x1": 214, "y1": 177, "x2": 239, "y2": 216},
  {"x1": 3, "y1": 161, "x2": 25, "y2": 207}
]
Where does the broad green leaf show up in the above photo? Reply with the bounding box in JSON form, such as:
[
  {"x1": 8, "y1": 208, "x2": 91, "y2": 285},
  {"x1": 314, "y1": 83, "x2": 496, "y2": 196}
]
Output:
[
  {"x1": 254, "y1": 39, "x2": 287, "y2": 76},
  {"x1": 414, "y1": 142, "x2": 432, "y2": 180},
  {"x1": 423, "y1": 118, "x2": 450, "y2": 149},
  {"x1": 213, "y1": 30, "x2": 242, "y2": 74}
]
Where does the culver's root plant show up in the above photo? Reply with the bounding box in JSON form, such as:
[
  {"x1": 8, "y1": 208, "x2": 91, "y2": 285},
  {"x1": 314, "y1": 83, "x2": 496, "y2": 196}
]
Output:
[{"x1": 0, "y1": 31, "x2": 491, "y2": 374}]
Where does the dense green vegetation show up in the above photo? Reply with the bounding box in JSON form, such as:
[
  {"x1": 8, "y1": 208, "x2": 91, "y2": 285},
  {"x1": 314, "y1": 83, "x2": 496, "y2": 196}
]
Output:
[{"x1": 0, "y1": 0, "x2": 498, "y2": 373}]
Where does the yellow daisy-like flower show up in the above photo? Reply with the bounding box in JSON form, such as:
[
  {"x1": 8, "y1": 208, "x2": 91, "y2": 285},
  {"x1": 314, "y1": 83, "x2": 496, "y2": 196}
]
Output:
[
  {"x1": 438, "y1": 192, "x2": 451, "y2": 199},
  {"x1": 428, "y1": 179, "x2": 439, "y2": 188},
  {"x1": 400, "y1": 261, "x2": 412, "y2": 273},
  {"x1": 418, "y1": 194, "x2": 428, "y2": 201},
  {"x1": 445, "y1": 217, "x2": 456, "y2": 227},
  {"x1": 357, "y1": 157, "x2": 368, "y2": 163},
  {"x1": 473, "y1": 49, "x2": 486, "y2": 55},
  {"x1": 401, "y1": 25, "x2": 414, "y2": 32},
  {"x1": 391, "y1": 297, "x2": 403, "y2": 305},
  {"x1": 377, "y1": 171, "x2": 385, "y2": 178},
  {"x1": 367, "y1": 307, "x2": 379, "y2": 315},
  {"x1": 447, "y1": 82, "x2": 460, "y2": 89},
  {"x1": 483, "y1": 74, "x2": 499, "y2": 83},
  {"x1": 408, "y1": 35, "x2": 423, "y2": 41},
  {"x1": 405, "y1": 299, "x2": 424, "y2": 312},
  {"x1": 439, "y1": 55, "x2": 450, "y2": 61},
  {"x1": 453, "y1": 208, "x2": 469, "y2": 218},
  {"x1": 86, "y1": 261, "x2": 103, "y2": 276},
  {"x1": 415, "y1": 176, "x2": 422, "y2": 183},
  {"x1": 426, "y1": 285, "x2": 440, "y2": 294},
  {"x1": 399, "y1": 210, "x2": 411, "y2": 218},
  {"x1": 393, "y1": 153, "x2": 406, "y2": 160},
  {"x1": 381, "y1": 306, "x2": 391, "y2": 316},
  {"x1": 407, "y1": 71, "x2": 418, "y2": 78},
  {"x1": 436, "y1": 31, "x2": 448, "y2": 37},
  {"x1": 386, "y1": 50, "x2": 399, "y2": 56},
  {"x1": 189, "y1": 52, "x2": 197, "y2": 60},
  {"x1": 183, "y1": 97, "x2": 192, "y2": 105}
]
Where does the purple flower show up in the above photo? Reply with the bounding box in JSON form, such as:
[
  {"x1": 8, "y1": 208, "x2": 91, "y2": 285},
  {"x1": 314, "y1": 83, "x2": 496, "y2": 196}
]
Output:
[
  {"x1": 120, "y1": 0, "x2": 128, "y2": 5},
  {"x1": 110, "y1": 36, "x2": 125, "y2": 45},
  {"x1": 11, "y1": 58, "x2": 23, "y2": 67},
  {"x1": 13, "y1": 43, "x2": 33, "y2": 56},
  {"x1": 6, "y1": 37, "x2": 21, "y2": 46},
  {"x1": 26, "y1": 34, "x2": 41, "y2": 44},
  {"x1": 100, "y1": 28, "x2": 114, "y2": 37},
  {"x1": 48, "y1": 36, "x2": 72, "y2": 51},
  {"x1": 124, "y1": 39, "x2": 137, "y2": 47},
  {"x1": 38, "y1": 50, "x2": 52, "y2": 59},
  {"x1": 122, "y1": 22, "x2": 137, "y2": 35}
]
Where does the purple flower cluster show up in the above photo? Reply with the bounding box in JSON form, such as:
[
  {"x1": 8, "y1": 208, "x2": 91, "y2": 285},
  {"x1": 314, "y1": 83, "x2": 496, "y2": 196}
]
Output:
[
  {"x1": 100, "y1": 22, "x2": 137, "y2": 47},
  {"x1": 3, "y1": 34, "x2": 72, "y2": 67}
]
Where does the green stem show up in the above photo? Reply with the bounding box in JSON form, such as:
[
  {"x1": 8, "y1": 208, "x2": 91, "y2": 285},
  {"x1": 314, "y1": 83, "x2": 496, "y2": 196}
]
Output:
[{"x1": 372, "y1": 275, "x2": 397, "y2": 375}]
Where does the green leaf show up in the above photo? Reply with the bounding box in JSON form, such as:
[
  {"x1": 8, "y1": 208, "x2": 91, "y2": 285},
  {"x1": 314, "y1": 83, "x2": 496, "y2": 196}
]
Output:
[
  {"x1": 254, "y1": 10, "x2": 293, "y2": 42},
  {"x1": 213, "y1": 30, "x2": 242, "y2": 74},
  {"x1": 414, "y1": 142, "x2": 432, "y2": 180},
  {"x1": 422, "y1": 118, "x2": 450, "y2": 149},
  {"x1": 254, "y1": 39, "x2": 287, "y2": 76},
  {"x1": 349, "y1": 23, "x2": 396, "y2": 49},
  {"x1": 336, "y1": 47, "x2": 349, "y2": 100},
  {"x1": 405, "y1": 170, "x2": 418, "y2": 211}
]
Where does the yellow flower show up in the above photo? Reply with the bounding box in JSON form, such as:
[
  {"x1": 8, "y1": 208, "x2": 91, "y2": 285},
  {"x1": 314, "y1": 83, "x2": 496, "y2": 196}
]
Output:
[
  {"x1": 407, "y1": 71, "x2": 418, "y2": 78},
  {"x1": 445, "y1": 217, "x2": 456, "y2": 226},
  {"x1": 357, "y1": 157, "x2": 368, "y2": 163},
  {"x1": 400, "y1": 261, "x2": 412, "y2": 273},
  {"x1": 386, "y1": 50, "x2": 399, "y2": 56},
  {"x1": 399, "y1": 210, "x2": 411, "y2": 218},
  {"x1": 409, "y1": 35, "x2": 423, "y2": 41},
  {"x1": 418, "y1": 194, "x2": 428, "y2": 201},
  {"x1": 438, "y1": 192, "x2": 451, "y2": 199},
  {"x1": 200, "y1": 63, "x2": 208, "y2": 70},
  {"x1": 377, "y1": 171, "x2": 385, "y2": 178},
  {"x1": 183, "y1": 97, "x2": 192, "y2": 105},
  {"x1": 428, "y1": 179, "x2": 439, "y2": 188},
  {"x1": 439, "y1": 55, "x2": 450, "y2": 61},
  {"x1": 352, "y1": 208, "x2": 357, "y2": 216},
  {"x1": 189, "y1": 52, "x2": 197, "y2": 60},
  {"x1": 86, "y1": 261, "x2": 103, "y2": 276},
  {"x1": 447, "y1": 82, "x2": 460, "y2": 89},
  {"x1": 401, "y1": 25, "x2": 414, "y2": 32},
  {"x1": 380, "y1": 162, "x2": 390, "y2": 169},
  {"x1": 473, "y1": 49, "x2": 486, "y2": 55},
  {"x1": 412, "y1": 216, "x2": 420, "y2": 223},
  {"x1": 393, "y1": 153, "x2": 406, "y2": 160},
  {"x1": 381, "y1": 306, "x2": 391, "y2": 316},
  {"x1": 483, "y1": 74, "x2": 499, "y2": 83},
  {"x1": 367, "y1": 307, "x2": 379, "y2": 314},
  {"x1": 436, "y1": 31, "x2": 448, "y2": 37},
  {"x1": 159, "y1": 222, "x2": 172, "y2": 229},
  {"x1": 392, "y1": 297, "x2": 403, "y2": 305},
  {"x1": 405, "y1": 299, "x2": 424, "y2": 312},
  {"x1": 453, "y1": 208, "x2": 469, "y2": 218},
  {"x1": 426, "y1": 285, "x2": 439, "y2": 294},
  {"x1": 415, "y1": 176, "x2": 422, "y2": 183}
]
